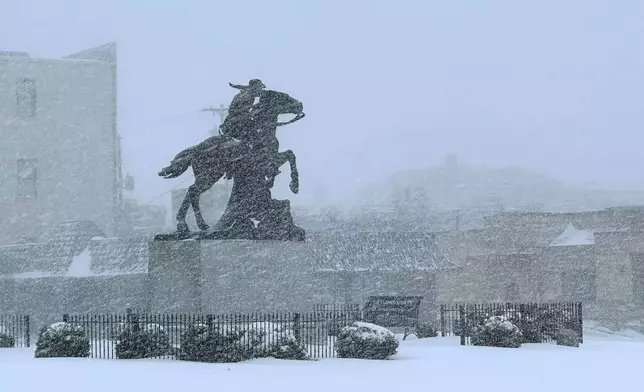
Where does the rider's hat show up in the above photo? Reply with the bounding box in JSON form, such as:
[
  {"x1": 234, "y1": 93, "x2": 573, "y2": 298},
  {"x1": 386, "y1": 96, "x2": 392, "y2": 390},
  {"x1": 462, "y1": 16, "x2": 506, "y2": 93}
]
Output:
[{"x1": 248, "y1": 79, "x2": 266, "y2": 89}]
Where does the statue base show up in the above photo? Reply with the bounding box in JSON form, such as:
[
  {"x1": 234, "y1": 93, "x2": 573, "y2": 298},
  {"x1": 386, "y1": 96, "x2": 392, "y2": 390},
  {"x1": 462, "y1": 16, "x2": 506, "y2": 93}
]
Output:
[
  {"x1": 148, "y1": 239, "x2": 319, "y2": 313},
  {"x1": 153, "y1": 225, "x2": 305, "y2": 242},
  {"x1": 155, "y1": 198, "x2": 305, "y2": 242}
]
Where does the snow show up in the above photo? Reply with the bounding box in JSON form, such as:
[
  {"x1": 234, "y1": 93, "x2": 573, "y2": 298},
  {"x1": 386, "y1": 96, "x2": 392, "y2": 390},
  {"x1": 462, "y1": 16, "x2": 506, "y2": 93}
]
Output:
[
  {"x1": 9, "y1": 271, "x2": 54, "y2": 279},
  {"x1": 1, "y1": 334, "x2": 642, "y2": 392},
  {"x1": 482, "y1": 315, "x2": 519, "y2": 332},
  {"x1": 550, "y1": 223, "x2": 595, "y2": 246},
  {"x1": 67, "y1": 246, "x2": 93, "y2": 277},
  {"x1": 351, "y1": 322, "x2": 395, "y2": 338},
  {"x1": 340, "y1": 322, "x2": 396, "y2": 342},
  {"x1": 2, "y1": 244, "x2": 144, "y2": 279}
]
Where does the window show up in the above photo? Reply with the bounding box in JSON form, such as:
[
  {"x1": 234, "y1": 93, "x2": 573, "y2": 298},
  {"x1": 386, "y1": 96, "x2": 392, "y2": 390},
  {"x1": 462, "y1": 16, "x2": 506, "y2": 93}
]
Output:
[
  {"x1": 561, "y1": 269, "x2": 596, "y2": 302},
  {"x1": 16, "y1": 78, "x2": 36, "y2": 117},
  {"x1": 17, "y1": 158, "x2": 37, "y2": 200}
]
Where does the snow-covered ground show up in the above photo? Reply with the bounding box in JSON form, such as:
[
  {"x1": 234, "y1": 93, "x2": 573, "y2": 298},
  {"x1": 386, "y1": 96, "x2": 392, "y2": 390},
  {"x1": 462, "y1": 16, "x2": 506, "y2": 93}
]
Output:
[{"x1": 1, "y1": 329, "x2": 643, "y2": 392}]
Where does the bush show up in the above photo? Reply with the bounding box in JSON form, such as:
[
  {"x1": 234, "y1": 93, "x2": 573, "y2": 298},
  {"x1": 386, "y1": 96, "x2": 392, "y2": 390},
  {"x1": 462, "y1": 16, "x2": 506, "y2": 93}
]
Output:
[
  {"x1": 243, "y1": 322, "x2": 308, "y2": 360},
  {"x1": 556, "y1": 328, "x2": 580, "y2": 347},
  {"x1": 179, "y1": 322, "x2": 309, "y2": 363},
  {"x1": 179, "y1": 324, "x2": 250, "y2": 363},
  {"x1": 0, "y1": 327, "x2": 15, "y2": 348},
  {"x1": 471, "y1": 316, "x2": 522, "y2": 348},
  {"x1": 115, "y1": 323, "x2": 171, "y2": 359},
  {"x1": 414, "y1": 323, "x2": 438, "y2": 339},
  {"x1": 336, "y1": 322, "x2": 399, "y2": 360},
  {"x1": 35, "y1": 322, "x2": 90, "y2": 358},
  {"x1": 519, "y1": 320, "x2": 542, "y2": 343}
]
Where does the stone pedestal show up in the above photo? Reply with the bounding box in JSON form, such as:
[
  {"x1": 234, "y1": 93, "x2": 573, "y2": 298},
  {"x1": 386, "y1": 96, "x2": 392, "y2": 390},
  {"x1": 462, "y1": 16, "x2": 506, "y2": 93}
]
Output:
[
  {"x1": 148, "y1": 240, "x2": 203, "y2": 312},
  {"x1": 148, "y1": 239, "x2": 320, "y2": 314}
]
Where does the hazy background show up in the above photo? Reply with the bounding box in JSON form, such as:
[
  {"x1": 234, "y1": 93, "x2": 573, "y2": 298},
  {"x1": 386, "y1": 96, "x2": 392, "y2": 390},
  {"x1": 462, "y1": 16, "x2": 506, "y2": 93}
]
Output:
[{"x1": 1, "y1": 0, "x2": 642, "y2": 209}]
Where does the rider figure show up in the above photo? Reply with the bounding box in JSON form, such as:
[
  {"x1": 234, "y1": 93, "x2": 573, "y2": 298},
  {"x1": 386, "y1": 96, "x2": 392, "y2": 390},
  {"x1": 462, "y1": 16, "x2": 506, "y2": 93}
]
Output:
[{"x1": 220, "y1": 79, "x2": 266, "y2": 141}]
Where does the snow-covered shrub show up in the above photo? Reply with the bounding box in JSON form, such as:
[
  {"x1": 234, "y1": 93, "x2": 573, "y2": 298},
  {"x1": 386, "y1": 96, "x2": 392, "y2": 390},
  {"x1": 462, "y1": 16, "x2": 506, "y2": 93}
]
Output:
[
  {"x1": 414, "y1": 322, "x2": 438, "y2": 339},
  {"x1": 336, "y1": 322, "x2": 399, "y2": 360},
  {"x1": 242, "y1": 322, "x2": 308, "y2": 360},
  {"x1": 518, "y1": 319, "x2": 542, "y2": 343},
  {"x1": 555, "y1": 328, "x2": 580, "y2": 347},
  {"x1": 179, "y1": 322, "x2": 309, "y2": 363},
  {"x1": 534, "y1": 309, "x2": 579, "y2": 339},
  {"x1": 35, "y1": 322, "x2": 90, "y2": 358},
  {"x1": 179, "y1": 324, "x2": 249, "y2": 363},
  {"x1": 115, "y1": 323, "x2": 171, "y2": 359},
  {"x1": 0, "y1": 326, "x2": 15, "y2": 348},
  {"x1": 471, "y1": 316, "x2": 522, "y2": 348}
]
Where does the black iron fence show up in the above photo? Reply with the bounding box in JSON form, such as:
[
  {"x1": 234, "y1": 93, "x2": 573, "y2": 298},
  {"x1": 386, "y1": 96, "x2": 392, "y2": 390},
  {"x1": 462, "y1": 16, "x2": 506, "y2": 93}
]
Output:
[
  {"x1": 0, "y1": 315, "x2": 30, "y2": 347},
  {"x1": 63, "y1": 308, "x2": 366, "y2": 359},
  {"x1": 440, "y1": 302, "x2": 583, "y2": 345}
]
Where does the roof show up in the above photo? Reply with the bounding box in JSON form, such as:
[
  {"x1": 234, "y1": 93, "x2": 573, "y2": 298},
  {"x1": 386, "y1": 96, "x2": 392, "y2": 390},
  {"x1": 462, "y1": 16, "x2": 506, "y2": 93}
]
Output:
[
  {"x1": 0, "y1": 43, "x2": 116, "y2": 65},
  {"x1": 0, "y1": 223, "x2": 456, "y2": 278},
  {"x1": 307, "y1": 232, "x2": 458, "y2": 272},
  {"x1": 0, "y1": 221, "x2": 148, "y2": 279}
]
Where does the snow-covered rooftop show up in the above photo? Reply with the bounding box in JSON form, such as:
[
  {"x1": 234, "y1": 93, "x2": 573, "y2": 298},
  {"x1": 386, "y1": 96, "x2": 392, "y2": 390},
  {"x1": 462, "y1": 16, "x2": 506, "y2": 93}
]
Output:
[
  {"x1": 0, "y1": 221, "x2": 148, "y2": 279},
  {"x1": 549, "y1": 223, "x2": 595, "y2": 247},
  {"x1": 0, "y1": 223, "x2": 457, "y2": 278}
]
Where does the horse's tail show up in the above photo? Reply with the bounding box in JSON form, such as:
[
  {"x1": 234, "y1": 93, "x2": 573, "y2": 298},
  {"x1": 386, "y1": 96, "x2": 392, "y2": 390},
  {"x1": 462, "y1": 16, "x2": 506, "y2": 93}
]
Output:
[{"x1": 158, "y1": 147, "x2": 196, "y2": 179}]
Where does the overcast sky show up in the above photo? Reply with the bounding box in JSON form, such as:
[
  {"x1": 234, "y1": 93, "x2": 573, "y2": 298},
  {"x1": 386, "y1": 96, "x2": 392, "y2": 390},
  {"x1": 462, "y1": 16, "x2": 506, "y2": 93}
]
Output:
[{"x1": 1, "y1": 0, "x2": 642, "y2": 207}]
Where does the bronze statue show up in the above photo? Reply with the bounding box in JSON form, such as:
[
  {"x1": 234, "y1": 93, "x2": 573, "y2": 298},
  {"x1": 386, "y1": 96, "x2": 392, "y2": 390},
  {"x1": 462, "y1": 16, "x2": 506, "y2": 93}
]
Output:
[
  {"x1": 220, "y1": 79, "x2": 266, "y2": 140},
  {"x1": 156, "y1": 88, "x2": 306, "y2": 241}
]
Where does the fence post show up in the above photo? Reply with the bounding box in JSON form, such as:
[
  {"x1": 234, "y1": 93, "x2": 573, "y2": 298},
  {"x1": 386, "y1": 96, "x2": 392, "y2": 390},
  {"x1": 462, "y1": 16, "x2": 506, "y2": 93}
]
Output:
[
  {"x1": 24, "y1": 315, "x2": 30, "y2": 347},
  {"x1": 440, "y1": 305, "x2": 445, "y2": 337},
  {"x1": 458, "y1": 305, "x2": 466, "y2": 346},
  {"x1": 127, "y1": 308, "x2": 140, "y2": 333},
  {"x1": 293, "y1": 313, "x2": 301, "y2": 343},
  {"x1": 578, "y1": 302, "x2": 583, "y2": 344},
  {"x1": 206, "y1": 314, "x2": 213, "y2": 330},
  {"x1": 63, "y1": 314, "x2": 69, "y2": 323}
]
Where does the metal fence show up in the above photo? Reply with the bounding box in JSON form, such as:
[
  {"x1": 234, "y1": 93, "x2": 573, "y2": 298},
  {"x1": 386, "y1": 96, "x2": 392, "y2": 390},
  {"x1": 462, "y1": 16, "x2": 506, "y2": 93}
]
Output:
[
  {"x1": 63, "y1": 308, "x2": 365, "y2": 359},
  {"x1": 440, "y1": 302, "x2": 583, "y2": 345},
  {"x1": 0, "y1": 315, "x2": 30, "y2": 347}
]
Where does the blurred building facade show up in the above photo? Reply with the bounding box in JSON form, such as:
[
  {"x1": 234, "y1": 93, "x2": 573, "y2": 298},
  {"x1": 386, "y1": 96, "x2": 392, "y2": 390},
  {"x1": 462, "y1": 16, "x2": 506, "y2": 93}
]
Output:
[{"x1": 0, "y1": 43, "x2": 122, "y2": 244}]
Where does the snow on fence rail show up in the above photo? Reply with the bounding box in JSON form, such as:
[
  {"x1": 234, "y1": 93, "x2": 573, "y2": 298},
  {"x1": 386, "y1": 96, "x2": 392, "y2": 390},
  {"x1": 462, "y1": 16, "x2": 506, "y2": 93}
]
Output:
[
  {"x1": 0, "y1": 314, "x2": 30, "y2": 348},
  {"x1": 62, "y1": 308, "x2": 363, "y2": 359},
  {"x1": 439, "y1": 302, "x2": 583, "y2": 345}
]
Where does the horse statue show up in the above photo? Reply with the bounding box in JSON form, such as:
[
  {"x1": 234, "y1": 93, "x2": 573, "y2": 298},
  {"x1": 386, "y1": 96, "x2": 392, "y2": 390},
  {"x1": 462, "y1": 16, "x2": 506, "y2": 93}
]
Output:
[{"x1": 156, "y1": 89, "x2": 305, "y2": 241}]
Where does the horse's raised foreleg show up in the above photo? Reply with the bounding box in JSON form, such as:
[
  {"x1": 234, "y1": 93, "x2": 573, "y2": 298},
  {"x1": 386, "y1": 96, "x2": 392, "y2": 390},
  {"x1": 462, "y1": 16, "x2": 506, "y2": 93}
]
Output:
[{"x1": 275, "y1": 149, "x2": 299, "y2": 194}]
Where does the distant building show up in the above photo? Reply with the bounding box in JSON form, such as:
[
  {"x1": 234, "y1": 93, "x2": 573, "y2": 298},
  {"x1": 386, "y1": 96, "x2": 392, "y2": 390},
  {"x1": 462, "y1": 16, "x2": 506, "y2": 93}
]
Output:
[
  {"x1": 0, "y1": 43, "x2": 122, "y2": 244},
  {"x1": 435, "y1": 206, "x2": 644, "y2": 324},
  {"x1": 121, "y1": 198, "x2": 167, "y2": 237}
]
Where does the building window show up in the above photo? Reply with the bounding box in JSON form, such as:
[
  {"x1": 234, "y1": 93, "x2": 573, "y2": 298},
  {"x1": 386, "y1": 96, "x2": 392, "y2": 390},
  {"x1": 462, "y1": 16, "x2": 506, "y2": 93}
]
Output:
[
  {"x1": 16, "y1": 78, "x2": 36, "y2": 117},
  {"x1": 561, "y1": 269, "x2": 596, "y2": 302},
  {"x1": 17, "y1": 158, "x2": 37, "y2": 200}
]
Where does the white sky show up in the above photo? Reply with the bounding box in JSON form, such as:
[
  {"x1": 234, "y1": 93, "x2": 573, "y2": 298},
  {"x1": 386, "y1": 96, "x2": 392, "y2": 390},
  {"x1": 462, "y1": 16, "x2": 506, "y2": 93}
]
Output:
[{"x1": 1, "y1": 0, "x2": 643, "y2": 207}]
